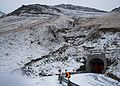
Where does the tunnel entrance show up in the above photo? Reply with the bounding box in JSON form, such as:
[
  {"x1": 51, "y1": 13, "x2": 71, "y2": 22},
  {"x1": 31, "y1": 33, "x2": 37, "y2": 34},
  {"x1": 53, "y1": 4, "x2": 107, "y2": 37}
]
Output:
[
  {"x1": 89, "y1": 58, "x2": 104, "y2": 73},
  {"x1": 85, "y1": 54, "x2": 107, "y2": 74}
]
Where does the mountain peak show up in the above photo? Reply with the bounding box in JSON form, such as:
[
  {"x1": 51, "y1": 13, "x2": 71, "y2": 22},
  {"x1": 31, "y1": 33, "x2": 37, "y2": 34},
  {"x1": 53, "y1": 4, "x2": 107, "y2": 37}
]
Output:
[
  {"x1": 7, "y1": 4, "x2": 107, "y2": 16},
  {"x1": 8, "y1": 4, "x2": 61, "y2": 16},
  {"x1": 111, "y1": 7, "x2": 120, "y2": 12}
]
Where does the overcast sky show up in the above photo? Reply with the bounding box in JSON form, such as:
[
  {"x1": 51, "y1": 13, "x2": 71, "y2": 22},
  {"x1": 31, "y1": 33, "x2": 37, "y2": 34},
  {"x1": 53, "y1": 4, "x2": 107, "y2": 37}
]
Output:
[{"x1": 0, "y1": 0, "x2": 120, "y2": 13}]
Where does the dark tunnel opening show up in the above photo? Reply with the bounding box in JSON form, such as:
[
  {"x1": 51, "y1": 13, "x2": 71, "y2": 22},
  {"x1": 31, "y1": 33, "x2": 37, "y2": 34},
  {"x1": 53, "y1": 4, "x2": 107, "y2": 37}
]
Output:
[{"x1": 89, "y1": 58, "x2": 104, "y2": 74}]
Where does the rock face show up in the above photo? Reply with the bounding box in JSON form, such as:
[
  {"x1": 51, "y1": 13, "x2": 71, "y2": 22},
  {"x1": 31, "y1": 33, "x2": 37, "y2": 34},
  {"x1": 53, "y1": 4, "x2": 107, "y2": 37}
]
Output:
[
  {"x1": 111, "y1": 7, "x2": 120, "y2": 12},
  {"x1": 0, "y1": 4, "x2": 120, "y2": 81}
]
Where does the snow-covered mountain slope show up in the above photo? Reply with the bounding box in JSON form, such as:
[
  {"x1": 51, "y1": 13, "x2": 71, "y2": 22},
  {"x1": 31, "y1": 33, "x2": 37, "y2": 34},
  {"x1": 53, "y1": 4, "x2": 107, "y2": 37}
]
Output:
[
  {"x1": 0, "y1": 4, "x2": 120, "y2": 83},
  {"x1": 0, "y1": 11, "x2": 5, "y2": 17},
  {"x1": 0, "y1": 14, "x2": 73, "y2": 76},
  {"x1": 7, "y1": 4, "x2": 107, "y2": 18},
  {"x1": 19, "y1": 12, "x2": 120, "y2": 79},
  {"x1": 111, "y1": 7, "x2": 120, "y2": 12},
  {"x1": 78, "y1": 12, "x2": 120, "y2": 28},
  {"x1": 7, "y1": 4, "x2": 62, "y2": 16},
  {"x1": 54, "y1": 4, "x2": 107, "y2": 18},
  {"x1": 55, "y1": 4, "x2": 107, "y2": 12}
]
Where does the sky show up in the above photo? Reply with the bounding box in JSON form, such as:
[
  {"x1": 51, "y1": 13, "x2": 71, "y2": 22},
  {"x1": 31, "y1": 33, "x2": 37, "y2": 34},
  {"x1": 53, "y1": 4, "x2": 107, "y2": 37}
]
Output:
[{"x1": 0, "y1": 0, "x2": 120, "y2": 13}]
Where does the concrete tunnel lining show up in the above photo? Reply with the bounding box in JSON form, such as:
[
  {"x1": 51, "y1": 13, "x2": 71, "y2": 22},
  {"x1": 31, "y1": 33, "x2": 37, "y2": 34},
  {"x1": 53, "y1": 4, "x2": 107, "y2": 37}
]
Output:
[{"x1": 86, "y1": 53, "x2": 107, "y2": 73}]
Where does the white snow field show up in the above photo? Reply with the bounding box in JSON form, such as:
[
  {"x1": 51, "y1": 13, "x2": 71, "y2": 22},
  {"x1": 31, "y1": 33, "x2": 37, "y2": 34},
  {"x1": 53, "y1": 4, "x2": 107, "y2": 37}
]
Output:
[
  {"x1": 0, "y1": 73, "x2": 119, "y2": 86},
  {"x1": 70, "y1": 73, "x2": 120, "y2": 86}
]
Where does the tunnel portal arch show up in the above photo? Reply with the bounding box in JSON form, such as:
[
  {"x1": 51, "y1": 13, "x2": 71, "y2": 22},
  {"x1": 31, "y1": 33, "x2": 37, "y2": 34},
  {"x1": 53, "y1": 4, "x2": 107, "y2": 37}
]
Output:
[
  {"x1": 86, "y1": 53, "x2": 107, "y2": 74},
  {"x1": 89, "y1": 58, "x2": 104, "y2": 73}
]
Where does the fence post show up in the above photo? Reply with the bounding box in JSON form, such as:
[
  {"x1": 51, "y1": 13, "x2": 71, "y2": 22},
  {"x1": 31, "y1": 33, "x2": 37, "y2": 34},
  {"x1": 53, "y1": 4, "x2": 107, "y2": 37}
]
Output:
[
  {"x1": 60, "y1": 74, "x2": 62, "y2": 84},
  {"x1": 58, "y1": 69, "x2": 62, "y2": 84},
  {"x1": 68, "y1": 78, "x2": 71, "y2": 86}
]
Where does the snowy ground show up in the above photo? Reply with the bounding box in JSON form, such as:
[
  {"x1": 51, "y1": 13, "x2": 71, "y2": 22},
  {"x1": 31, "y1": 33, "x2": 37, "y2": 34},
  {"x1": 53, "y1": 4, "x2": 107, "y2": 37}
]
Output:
[
  {"x1": 0, "y1": 73, "x2": 119, "y2": 86},
  {"x1": 0, "y1": 73, "x2": 63, "y2": 86},
  {"x1": 70, "y1": 73, "x2": 120, "y2": 86}
]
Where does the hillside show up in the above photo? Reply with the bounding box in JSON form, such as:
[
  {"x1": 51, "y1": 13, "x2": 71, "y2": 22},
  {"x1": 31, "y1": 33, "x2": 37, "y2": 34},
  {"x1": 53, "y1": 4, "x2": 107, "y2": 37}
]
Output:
[
  {"x1": 0, "y1": 4, "x2": 120, "y2": 84},
  {"x1": 0, "y1": 11, "x2": 5, "y2": 17},
  {"x1": 55, "y1": 4, "x2": 107, "y2": 12},
  {"x1": 111, "y1": 7, "x2": 120, "y2": 12},
  {"x1": 7, "y1": 4, "x2": 107, "y2": 18}
]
